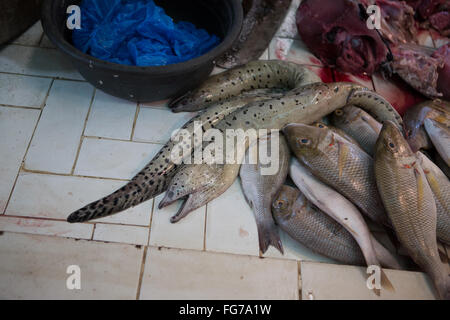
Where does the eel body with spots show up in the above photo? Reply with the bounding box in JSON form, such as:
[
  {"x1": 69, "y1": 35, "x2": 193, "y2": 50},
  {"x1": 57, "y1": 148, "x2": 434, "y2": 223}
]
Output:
[
  {"x1": 67, "y1": 61, "x2": 320, "y2": 223},
  {"x1": 159, "y1": 82, "x2": 403, "y2": 222}
]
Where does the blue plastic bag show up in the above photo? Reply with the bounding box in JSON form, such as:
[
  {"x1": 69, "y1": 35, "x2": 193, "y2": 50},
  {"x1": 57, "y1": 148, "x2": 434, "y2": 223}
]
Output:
[{"x1": 73, "y1": 0, "x2": 220, "y2": 66}]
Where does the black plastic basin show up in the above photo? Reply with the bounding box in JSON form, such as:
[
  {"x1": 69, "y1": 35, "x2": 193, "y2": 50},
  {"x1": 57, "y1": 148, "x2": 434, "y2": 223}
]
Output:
[{"x1": 41, "y1": 0, "x2": 243, "y2": 102}]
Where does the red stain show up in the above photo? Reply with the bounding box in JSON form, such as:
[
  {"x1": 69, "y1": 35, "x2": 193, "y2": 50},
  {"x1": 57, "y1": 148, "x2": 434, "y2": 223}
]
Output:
[
  {"x1": 317, "y1": 67, "x2": 334, "y2": 83},
  {"x1": 387, "y1": 76, "x2": 425, "y2": 116}
]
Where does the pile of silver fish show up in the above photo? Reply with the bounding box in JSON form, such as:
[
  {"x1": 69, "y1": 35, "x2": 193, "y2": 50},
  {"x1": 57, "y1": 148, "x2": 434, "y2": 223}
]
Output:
[{"x1": 66, "y1": 60, "x2": 449, "y2": 299}]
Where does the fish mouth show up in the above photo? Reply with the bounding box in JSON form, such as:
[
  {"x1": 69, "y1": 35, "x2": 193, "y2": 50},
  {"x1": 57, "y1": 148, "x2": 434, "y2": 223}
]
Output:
[{"x1": 158, "y1": 191, "x2": 197, "y2": 223}]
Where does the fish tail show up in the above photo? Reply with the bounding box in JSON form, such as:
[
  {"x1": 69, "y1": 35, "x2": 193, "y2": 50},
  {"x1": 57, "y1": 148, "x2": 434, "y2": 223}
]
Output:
[
  {"x1": 67, "y1": 175, "x2": 168, "y2": 223},
  {"x1": 256, "y1": 219, "x2": 284, "y2": 255}
]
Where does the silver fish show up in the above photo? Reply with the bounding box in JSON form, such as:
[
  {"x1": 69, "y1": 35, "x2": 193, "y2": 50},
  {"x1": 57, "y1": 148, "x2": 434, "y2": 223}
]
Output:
[
  {"x1": 417, "y1": 152, "x2": 450, "y2": 245},
  {"x1": 424, "y1": 118, "x2": 450, "y2": 167},
  {"x1": 289, "y1": 158, "x2": 402, "y2": 271},
  {"x1": 331, "y1": 105, "x2": 382, "y2": 156},
  {"x1": 283, "y1": 123, "x2": 389, "y2": 226},
  {"x1": 273, "y1": 185, "x2": 403, "y2": 271},
  {"x1": 239, "y1": 135, "x2": 290, "y2": 254},
  {"x1": 312, "y1": 122, "x2": 360, "y2": 146},
  {"x1": 375, "y1": 121, "x2": 450, "y2": 300}
]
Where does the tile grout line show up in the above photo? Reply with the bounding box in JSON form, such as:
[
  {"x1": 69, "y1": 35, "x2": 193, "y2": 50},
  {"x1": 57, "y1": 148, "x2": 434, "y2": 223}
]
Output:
[
  {"x1": 2, "y1": 78, "x2": 55, "y2": 215},
  {"x1": 71, "y1": 89, "x2": 97, "y2": 175},
  {"x1": 91, "y1": 223, "x2": 96, "y2": 240},
  {"x1": 1, "y1": 213, "x2": 153, "y2": 228},
  {"x1": 135, "y1": 245, "x2": 149, "y2": 300},
  {"x1": 83, "y1": 135, "x2": 164, "y2": 146},
  {"x1": 0, "y1": 70, "x2": 86, "y2": 82},
  {"x1": 0, "y1": 104, "x2": 42, "y2": 110},
  {"x1": 130, "y1": 104, "x2": 140, "y2": 141},
  {"x1": 147, "y1": 198, "x2": 155, "y2": 245},
  {"x1": 20, "y1": 167, "x2": 131, "y2": 182}
]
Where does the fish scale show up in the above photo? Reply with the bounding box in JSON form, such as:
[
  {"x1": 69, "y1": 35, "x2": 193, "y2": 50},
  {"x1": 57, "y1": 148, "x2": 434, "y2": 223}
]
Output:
[
  {"x1": 417, "y1": 152, "x2": 450, "y2": 245},
  {"x1": 284, "y1": 124, "x2": 388, "y2": 226},
  {"x1": 375, "y1": 121, "x2": 450, "y2": 300},
  {"x1": 272, "y1": 185, "x2": 366, "y2": 266},
  {"x1": 331, "y1": 105, "x2": 382, "y2": 156}
]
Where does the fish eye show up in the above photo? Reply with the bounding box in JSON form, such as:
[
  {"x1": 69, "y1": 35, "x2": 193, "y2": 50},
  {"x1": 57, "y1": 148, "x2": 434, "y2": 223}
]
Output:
[
  {"x1": 388, "y1": 142, "x2": 395, "y2": 149},
  {"x1": 275, "y1": 200, "x2": 285, "y2": 208},
  {"x1": 335, "y1": 109, "x2": 344, "y2": 116},
  {"x1": 315, "y1": 123, "x2": 325, "y2": 128},
  {"x1": 298, "y1": 138, "x2": 310, "y2": 145}
]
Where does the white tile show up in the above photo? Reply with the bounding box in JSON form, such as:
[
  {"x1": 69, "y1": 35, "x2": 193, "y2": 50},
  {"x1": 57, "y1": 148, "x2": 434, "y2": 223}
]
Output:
[
  {"x1": 0, "y1": 216, "x2": 93, "y2": 239},
  {"x1": 93, "y1": 223, "x2": 148, "y2": 245},
  {"x1": 0, "y1": 73, "x2": 52, "y2": 108},
  {"x1": 263, "y1": 230, "x2": 337, "y2": 264},
  {"x1": 275, "y1": 0, "x2": 301, "y2": 39},
  {"x1": 133, "y1": 107, "x2": 196, "y2": 144},
  {"x1": 269, "y1": 37, "x2": 322, "y2": 66},
  {"x1": 205, "y1": 180, "x2": 259, "y2": 256},
  {"x1": 300, "y1": 261, "x2": 437, "y2": 300},
  {"x1": 6, "y1": 172, "x2": 153, "y2": 226},
  {"x1": 12, "y1": 21, "x2": 43, "y2": 46},
  {"x1": 25, "y1": 80, "x2": 94, "y2": 174},
  {"x1": 149, "y1": 193, "x2": 205, "y2": 251},
  {"x1": 0, "y1": 107, "x2": 40, "y2": 213},
  {"x1": 74, "y1": 138, "x2": 162, "y2": 180},
  {"x1": 0, "y1": 45, "x2": 83, "y2": 80},
  {"x1": 84, "y1": 91, "x2": 137, "y2": 140},
  {"x1": 139, "y1": 247, "x2": 299, "y2": 299},
  {"x1": 0, "y1": 232, "x2": 143, "y2": 299}
]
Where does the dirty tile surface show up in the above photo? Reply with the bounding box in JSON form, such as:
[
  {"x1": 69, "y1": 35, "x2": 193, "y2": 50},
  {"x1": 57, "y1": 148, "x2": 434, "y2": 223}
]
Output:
[
  {"x1": 0, "y1": 18, "x2": 447, "y2": 300},
  {"x1": 0, "y1": 107, "x2": 40, "y2": 213},
  {"x1": 300, "y1": 261, "x2": 437, "y2": 300},
  {"x1": 0, "y1": 232, "x2": 143, "y2": 299},
  {"x1": 140, "y1": 247, "x2": 299, "y2": 300}
]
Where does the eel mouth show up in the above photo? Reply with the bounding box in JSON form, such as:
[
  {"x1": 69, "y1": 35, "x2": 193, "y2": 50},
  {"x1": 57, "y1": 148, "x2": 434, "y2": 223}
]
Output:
[{"x1": 158, "y1": 191, "x2": 196, "y2": 224}]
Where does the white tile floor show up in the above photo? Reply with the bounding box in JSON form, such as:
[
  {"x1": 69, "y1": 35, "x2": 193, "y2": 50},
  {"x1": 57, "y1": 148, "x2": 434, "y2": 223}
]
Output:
[{"x1": 0, "y1": 11, "x2": 447, "y2": 300}]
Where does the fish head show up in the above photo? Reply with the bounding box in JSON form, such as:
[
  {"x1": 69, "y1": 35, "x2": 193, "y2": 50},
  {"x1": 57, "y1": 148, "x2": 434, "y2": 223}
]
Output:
[
  {"x1": 376, "y1": 121, "x2": 413, "y2": 159},
  {"x1": 272, "y1": 185, "x2": 300, "y2": 219},
  {"x1": 158, "y1": 164, "x2": 224, "y2": 223},
  {"x1": 282, "y1": 123, "x2": 327, "y2": 158}
]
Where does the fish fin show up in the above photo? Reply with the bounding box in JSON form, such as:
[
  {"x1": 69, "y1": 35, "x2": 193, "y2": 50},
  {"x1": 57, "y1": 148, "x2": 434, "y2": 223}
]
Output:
[
  {"x1": 256, "y1": 221, "x2": 284, "y2": 255},
  {"x1": 380, "y1": 269, "x2": 395, "y2": 293}
]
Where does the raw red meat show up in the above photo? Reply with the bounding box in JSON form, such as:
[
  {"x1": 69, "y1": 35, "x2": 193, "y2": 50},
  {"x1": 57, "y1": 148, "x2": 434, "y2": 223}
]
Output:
[{"x1": 295, "y1": 0, "x2": 388, "y2": 75}]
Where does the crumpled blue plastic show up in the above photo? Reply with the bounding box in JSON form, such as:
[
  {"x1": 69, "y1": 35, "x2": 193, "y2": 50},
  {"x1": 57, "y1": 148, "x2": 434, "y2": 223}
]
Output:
[{"x1": 72, "y1": 0, "x2": 221, "y2": 66}]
